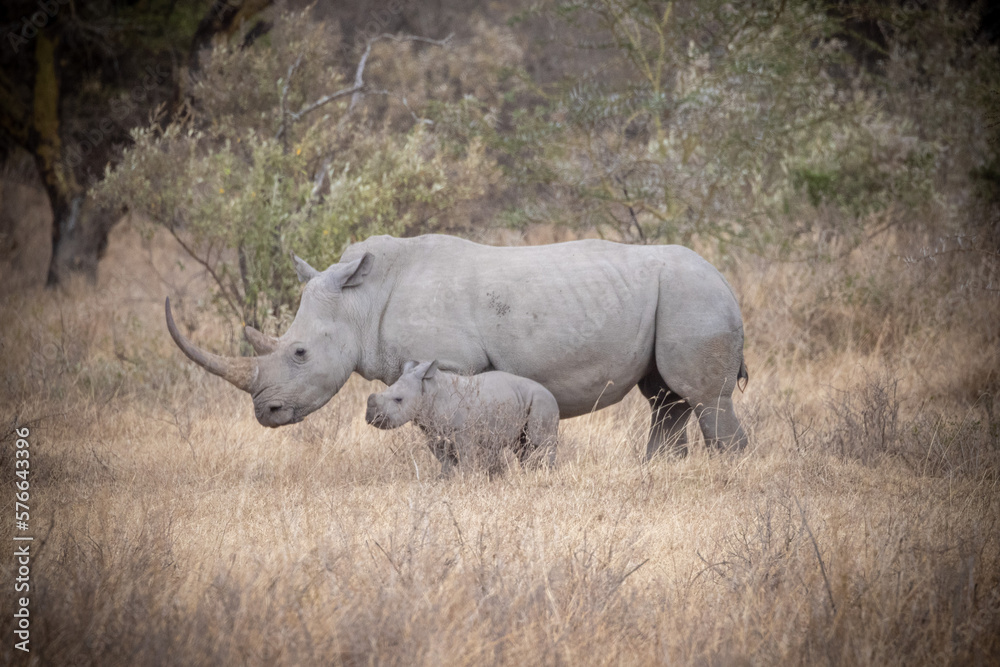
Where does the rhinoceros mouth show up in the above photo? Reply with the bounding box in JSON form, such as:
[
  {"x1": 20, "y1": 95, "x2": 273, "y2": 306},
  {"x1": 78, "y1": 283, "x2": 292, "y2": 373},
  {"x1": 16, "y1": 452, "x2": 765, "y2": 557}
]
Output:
[
  {"x1": 265, "y1": 419, "x2": 303, "y2": 429},
  {"x1": 364, "y1": 409, "x2": 394, "y2": 430},
  {"x1": 254, "y1": 403, "x2": 303, "y2": 428}
]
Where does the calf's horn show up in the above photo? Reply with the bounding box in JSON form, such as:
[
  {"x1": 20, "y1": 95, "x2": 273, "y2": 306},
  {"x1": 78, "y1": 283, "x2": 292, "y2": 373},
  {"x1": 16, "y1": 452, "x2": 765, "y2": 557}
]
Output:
[{"x1": 165, "y1": 298, "x2": 258, "y2": 392}]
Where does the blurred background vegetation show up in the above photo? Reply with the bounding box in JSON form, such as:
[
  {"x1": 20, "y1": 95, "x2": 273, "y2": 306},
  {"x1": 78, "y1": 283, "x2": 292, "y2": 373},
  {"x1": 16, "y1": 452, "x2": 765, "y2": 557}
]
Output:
[{"x1": 2, "y1": 0, "x2": 998, "y2": 327}]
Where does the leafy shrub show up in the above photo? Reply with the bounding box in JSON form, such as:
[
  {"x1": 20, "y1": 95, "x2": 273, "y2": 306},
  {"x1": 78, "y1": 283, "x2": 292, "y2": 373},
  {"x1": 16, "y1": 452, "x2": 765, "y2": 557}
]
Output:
[
  {"x1": 97, "y1": 8, "x2": 500, "y2": 327},
  {"x1": 481, "y1": 0, "x2": 996, "y2": 257}
]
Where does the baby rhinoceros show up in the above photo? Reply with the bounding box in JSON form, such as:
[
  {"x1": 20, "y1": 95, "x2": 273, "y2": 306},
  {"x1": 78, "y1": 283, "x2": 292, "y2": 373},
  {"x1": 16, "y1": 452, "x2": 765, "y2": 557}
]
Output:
[{"x1": 365, "y1": 361, "x2": 559, "y2": 475}]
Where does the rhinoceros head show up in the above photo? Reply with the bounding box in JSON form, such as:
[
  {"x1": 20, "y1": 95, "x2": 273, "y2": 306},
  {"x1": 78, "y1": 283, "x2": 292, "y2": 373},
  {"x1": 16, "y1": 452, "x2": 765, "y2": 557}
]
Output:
[
  {"x1": 165, "y1": 253, "x2": 373, "y2": 427},
  {"x1": 365, "y1": 360, "x2": 439, "y2": 429}
]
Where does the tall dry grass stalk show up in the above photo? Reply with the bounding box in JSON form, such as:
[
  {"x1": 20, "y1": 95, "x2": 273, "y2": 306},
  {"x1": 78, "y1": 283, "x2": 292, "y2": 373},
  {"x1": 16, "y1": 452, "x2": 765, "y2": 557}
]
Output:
[{"x1": 1, "y1": 223, "x2": 998, "y2": 665}]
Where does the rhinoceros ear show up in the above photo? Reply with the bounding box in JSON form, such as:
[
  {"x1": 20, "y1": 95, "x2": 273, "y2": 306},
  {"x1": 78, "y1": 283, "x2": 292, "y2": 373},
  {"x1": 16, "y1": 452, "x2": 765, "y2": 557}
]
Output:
[
  {"x1": 402, "y1": 360, "x2": 420, "y2": 375},
  {"x1": 318, "y1": 251, "x2": 374, "y2": 291},
  {"x1": 416, "y1": 360, "x2": 439, "y2": 381},
  {"x1": 339, "y1": 252, "x2": 374, "y2": 289},
  {"x1": 292, "y1": 254, "x2": 320, "y2": 283}
]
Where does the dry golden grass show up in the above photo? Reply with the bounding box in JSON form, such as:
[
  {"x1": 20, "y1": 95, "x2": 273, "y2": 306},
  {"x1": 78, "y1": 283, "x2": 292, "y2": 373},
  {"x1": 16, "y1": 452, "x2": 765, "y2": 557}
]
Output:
[{"x1": 1, "y1": 222, "x2": 998, "y2": 666}]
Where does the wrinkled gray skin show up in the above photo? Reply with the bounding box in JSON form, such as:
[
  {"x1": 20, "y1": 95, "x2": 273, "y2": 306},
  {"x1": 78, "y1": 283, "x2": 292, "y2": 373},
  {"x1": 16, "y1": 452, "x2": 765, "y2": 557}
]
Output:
[
  {"x1": 366, "y1": 360, "x2": 559, "y2": 474},
  {"x1": 165, "y1": 234, "x2": 748, "y2": 457}
]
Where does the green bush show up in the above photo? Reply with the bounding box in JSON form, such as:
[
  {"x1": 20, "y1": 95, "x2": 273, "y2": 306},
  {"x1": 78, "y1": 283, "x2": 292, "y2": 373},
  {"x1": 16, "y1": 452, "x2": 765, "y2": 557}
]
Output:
[
  {"x1": 487, "y1": 0, "x2": 995, "y2": 256},
  {"x1": 97, "y1": 9, "x2": 499, "y2": 328}
]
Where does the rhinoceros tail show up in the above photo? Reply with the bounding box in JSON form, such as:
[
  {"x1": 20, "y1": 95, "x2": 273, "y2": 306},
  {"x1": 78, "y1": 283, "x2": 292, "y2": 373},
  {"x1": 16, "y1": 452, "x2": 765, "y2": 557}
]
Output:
[{"x1": 737, "y1": 358, "x2": 749, "y2": 393}]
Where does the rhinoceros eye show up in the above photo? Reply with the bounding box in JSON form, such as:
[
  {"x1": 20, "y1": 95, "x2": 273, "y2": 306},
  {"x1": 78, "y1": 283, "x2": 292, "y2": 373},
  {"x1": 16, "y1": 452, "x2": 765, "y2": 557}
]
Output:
[
  {"x1": 294, "y1": 347, "x2": 307, "y2": 359},
  {"x1": 393, "y1": 397, "x2": 403, "y2": 404}
]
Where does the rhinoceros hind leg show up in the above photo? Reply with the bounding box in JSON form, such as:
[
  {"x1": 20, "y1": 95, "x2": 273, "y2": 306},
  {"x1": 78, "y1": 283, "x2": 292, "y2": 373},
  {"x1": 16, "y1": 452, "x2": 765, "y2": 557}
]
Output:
[
  {"x1": 638, "y1": 373, "x2": 691, "y2": 459},
  {"x1": 654, "y1": 326, "x2": 748, "y2": 454},
  {"x1": 694, "y1": 397, "x2": 748, "y2": 452}
]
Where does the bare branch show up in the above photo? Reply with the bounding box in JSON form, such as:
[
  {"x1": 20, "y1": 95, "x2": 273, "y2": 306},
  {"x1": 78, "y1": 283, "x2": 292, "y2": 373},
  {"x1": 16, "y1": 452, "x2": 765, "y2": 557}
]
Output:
[
  {"x1": 389, "y1": 32, "x2": 455, "y2": 47},
  {"x1": 348, "y1": 38, "x2": 377, "y2": 114},
  {"x1": 349, "y1": 32, "x2": 454, "y2": 113},
  {"x1": 166, "y1": 219, "x2": 242, "y2": 319},
  {"x1": 288, "y1": 83, "x2": 365, "y2": 125},
  {"x1": 275, "y1": 32, "x2": 452, "y2": 139},
  {"x1": 615, "y1": 175, "x2": 645, "y2": 243},
  {"x1": 275, "y1": 52, "x2": 304, "y2": 141}
]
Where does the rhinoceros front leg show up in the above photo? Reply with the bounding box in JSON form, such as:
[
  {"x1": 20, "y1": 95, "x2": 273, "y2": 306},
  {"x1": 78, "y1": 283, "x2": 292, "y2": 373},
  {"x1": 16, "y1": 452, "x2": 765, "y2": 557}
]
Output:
[
  {"x1": 427, "y1": 437, "x2": 458, "y2": 476},
  {"x1": 639, "y1": 373, "x2": 691, "y2": 459}
]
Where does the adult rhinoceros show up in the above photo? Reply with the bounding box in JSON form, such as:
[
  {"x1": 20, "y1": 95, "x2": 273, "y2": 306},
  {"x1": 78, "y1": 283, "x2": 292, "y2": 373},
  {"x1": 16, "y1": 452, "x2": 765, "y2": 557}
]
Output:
[{"x1": 165, "y1": 234, "x2": 748, "y2": 456}]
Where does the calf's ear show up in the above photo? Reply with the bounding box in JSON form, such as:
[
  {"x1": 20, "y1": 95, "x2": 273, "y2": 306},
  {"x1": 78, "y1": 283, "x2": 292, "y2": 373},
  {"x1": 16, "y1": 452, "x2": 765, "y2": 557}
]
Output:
[
  {"x1": 413, "y1": 360, "x2": 439, "y2": 394},
  {"x1": 418, "y1": 360, "x2": 439, "y2": 380},
  {"x1": 402, "y1": 360, "x2": 419, "y2": 374}
]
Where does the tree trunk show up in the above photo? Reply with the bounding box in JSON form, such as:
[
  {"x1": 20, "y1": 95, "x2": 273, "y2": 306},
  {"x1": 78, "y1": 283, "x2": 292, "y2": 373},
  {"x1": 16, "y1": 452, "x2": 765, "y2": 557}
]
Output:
[
  {"x1": 30, "y1": 30, "x2": 120, "y2": 285},
  {"x1": 49, "y1": 197, "x2": 120, "y2": 280},
  {"x1": 31, "y1": 30, "x2": 83, "y2": 286},
  {"x1": 24, "y1": 2, "x2": 276, "y2": 287}
]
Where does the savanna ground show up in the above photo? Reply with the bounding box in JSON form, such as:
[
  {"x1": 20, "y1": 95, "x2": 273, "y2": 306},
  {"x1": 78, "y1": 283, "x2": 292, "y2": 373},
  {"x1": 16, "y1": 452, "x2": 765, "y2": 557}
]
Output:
[{"x1": 1, "y1": 212, "x2": 998, "y2": 666}]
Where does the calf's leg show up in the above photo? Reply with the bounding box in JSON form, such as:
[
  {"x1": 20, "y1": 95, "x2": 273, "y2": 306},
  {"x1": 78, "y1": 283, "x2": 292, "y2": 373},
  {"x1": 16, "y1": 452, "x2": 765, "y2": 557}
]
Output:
[
  {"x1": 427, "y1": 437, "x2": 458, "y2": 476},
  {"x1": 520, "y1": 394, "x2": 559, "y2": 468}
]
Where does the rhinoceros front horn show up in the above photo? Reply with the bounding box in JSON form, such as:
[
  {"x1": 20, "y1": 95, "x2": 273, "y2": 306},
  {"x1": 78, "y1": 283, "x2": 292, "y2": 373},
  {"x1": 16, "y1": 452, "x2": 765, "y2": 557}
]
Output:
[{"x1": 165, "y1": 298, "x2": 258, "y2": 393}]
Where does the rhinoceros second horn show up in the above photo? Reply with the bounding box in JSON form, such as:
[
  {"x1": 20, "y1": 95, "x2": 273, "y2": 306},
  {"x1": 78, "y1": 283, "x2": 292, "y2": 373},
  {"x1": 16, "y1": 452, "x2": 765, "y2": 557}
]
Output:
[{"x1": 244, "y1": 325, "x2": 279, "y2": 356}]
